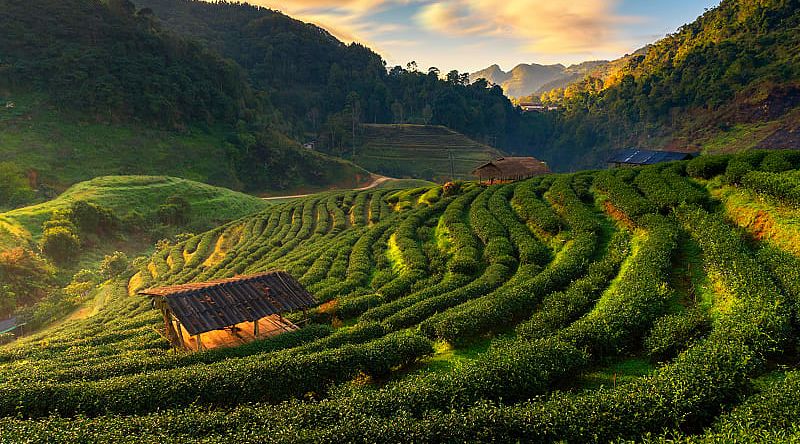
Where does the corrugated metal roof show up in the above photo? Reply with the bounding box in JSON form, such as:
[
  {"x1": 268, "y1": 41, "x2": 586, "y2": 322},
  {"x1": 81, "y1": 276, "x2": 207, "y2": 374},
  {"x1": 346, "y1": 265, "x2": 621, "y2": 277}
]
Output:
[
  {"x1": 607, "y1": 149, "x2": 694, "y2": 165},
  {"x1": 0, "y1": 317, "x2": 18, "y2": 334},
  {"x1": 140, "y1": 271, "x2": 316, "y2": 336}
]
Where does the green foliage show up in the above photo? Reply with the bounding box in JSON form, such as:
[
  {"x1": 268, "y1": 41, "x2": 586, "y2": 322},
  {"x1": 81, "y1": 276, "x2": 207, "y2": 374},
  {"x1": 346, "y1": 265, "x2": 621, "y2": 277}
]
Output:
[
  {"x1": 99, "y1": 252, "x2": 130, "y2": 280},
  {"x1": 0, "y1": 152, "x2": 799, "y2": 442},
  {"x1": 644, "y1": 309, "x2": 712, "y2": 363},
  {"x1": 0, "y1": 162, "x2": 35, "y2": 209},
  {"x1": 687, "y1": 155, "x2": 732, "y2": 179},
  {"x1": 39, "y1": 226, "x2": 80, "y2": 264}
]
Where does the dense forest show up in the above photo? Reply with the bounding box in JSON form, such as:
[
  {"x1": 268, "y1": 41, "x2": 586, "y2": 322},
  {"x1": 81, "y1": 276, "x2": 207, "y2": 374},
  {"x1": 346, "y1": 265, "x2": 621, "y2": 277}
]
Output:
[
  {"x1": 131, "y1": 0, "x2": 521, "y2": 151},
  {"x1": 0, "y1": 0, "x2": 370, "y2": 193},
  {"x1": 526, "y1": 0, "x2": 800, "y2": 169}
]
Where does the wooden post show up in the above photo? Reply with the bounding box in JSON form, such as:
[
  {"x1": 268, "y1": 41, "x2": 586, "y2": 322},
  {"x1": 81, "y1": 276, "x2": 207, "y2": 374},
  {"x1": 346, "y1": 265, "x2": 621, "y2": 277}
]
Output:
[
  {"x1": 173, "y1": 316, "x2": 185, "y2": 349},
  {"x1": 253, "y1": 319, "x2": 260, "y2": 337},
  {"x1": 195, "y1": 334, "x2": 203, "y2": 351},
  {"x1": 161, "y1": 307, "x2": 181, "y2": 349}
]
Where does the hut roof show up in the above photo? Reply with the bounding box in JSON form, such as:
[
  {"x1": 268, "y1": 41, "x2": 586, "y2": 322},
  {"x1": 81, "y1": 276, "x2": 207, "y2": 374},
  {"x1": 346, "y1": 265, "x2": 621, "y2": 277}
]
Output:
[
  {"x1": 140, "y1": 271, "x2": 316, "y2": 336},
  {"x1": 607, "y1": 149, "x2": 694, "y2": 165},
  {"x1": 473, "y1": 157, "x2": 550, "y2": 177},
  {"x1": 0, "y1": 317, "x2": 19, "y2": 334}
]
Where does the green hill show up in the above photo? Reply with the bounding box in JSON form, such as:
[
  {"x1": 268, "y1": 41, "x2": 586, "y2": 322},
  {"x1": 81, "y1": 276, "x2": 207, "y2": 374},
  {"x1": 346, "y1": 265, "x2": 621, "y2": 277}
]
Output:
[
  {"x1": 354, "y1": 124, "x2": 505, "y2": 181},
  {"x1": 0, "y1": 175, "x2": 268, "y2": 249},
  {"x1": 1, "y1": 150, "x2": 799, "y2": 441},
  {"x1": 522, "y1": 0, "x2": 800, "y2": 170},
  {"x1": 0, "y1": 0, "x2": 368, "y2": 194}
]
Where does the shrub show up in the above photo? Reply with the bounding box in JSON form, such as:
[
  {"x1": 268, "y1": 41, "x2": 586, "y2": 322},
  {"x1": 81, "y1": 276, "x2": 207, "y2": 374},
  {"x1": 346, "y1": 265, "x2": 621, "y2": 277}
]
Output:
[
  {"x1": 686, "y1": 154, "x2": 731, "y2": 179},
  {"x1": 70, "y1": 200, "x2": 117, "y2": 235},
  {"x1": 99, "y1": 252, "x2": 131, "y2": 280},
  {"x1": 39, "y1": 226, "x2": 80, "y2": 264},
  {"x1": 644, "y1": 309, "x2": 712, "y2": 363}
]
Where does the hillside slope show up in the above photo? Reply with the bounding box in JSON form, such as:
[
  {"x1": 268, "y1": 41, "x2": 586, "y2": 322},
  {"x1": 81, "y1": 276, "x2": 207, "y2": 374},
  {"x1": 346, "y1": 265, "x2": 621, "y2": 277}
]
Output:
[
  {"x1": 0, "y1": 0, "x2": 368, "y2": 194},
  {"x1": 353, "y1": 124, "x2": 504, "y2": 181},
  {"x1": 522, "y1": 0, "x2": 800, "y2": 170},
  {"x1": 1, "y1": 150, "x2": 799, "y2": 441},
  {"x1": 0, "y1": 175, "x2": 268, "y2": 249}
]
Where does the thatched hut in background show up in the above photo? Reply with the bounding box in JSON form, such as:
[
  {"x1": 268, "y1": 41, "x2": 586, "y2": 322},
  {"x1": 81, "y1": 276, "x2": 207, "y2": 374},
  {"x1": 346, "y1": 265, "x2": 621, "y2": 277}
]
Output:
[{"x1": 473, "y1": 157, "x2": 550, "y2": 183}]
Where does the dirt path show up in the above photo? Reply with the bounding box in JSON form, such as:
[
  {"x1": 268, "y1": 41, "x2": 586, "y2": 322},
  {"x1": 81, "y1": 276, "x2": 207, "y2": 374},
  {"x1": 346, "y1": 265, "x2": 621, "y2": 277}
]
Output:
[{"x1": 261, "y1": 175, "x2": 391, "y2": 201}]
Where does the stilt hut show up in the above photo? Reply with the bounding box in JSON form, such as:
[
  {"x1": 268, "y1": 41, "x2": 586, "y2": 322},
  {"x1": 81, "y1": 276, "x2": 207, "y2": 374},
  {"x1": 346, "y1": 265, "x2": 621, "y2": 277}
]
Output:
[
  {"x1": 473, "y1": 157, "x2": 550, "y2": 183},
  {"x1": 140, "y1": 271, "x2": 317, "y2": 351}
]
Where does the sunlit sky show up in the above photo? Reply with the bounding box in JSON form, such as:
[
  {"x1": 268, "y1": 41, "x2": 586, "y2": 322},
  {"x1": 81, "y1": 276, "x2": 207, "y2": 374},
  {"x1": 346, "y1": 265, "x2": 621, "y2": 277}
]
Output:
[{"x1": 242, "y1": 0, "x2": 721, "y2": 73}]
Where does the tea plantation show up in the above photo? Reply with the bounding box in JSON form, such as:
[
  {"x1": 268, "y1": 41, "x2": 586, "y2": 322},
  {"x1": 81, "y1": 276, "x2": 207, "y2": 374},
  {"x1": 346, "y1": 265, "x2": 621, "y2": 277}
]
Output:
[{"x1": 1, "y1": 150, "x2": 799, "y2": 442}]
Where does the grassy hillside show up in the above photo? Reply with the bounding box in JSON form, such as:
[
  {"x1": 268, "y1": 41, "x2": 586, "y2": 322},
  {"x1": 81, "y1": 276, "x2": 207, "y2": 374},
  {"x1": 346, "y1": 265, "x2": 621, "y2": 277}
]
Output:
[
  {"x1": 354, "y1": 124, "x2": 505, "y2": 181},
  {"x1": 0, "y1": 94, "x2": 369, "y2": 194},
  {"x1": 0, "y1": 150, "x2": 798, "y2": 441},
  {"x1": 0, "y1": 175, "x2": 268, "y2": 249}
]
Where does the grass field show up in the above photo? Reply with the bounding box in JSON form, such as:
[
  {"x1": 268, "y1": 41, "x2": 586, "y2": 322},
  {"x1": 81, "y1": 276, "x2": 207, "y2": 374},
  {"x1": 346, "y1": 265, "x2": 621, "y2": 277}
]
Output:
[
  {"x1": 0, "y1": 175, "x2": 268, "y2": 250},
  {"x1": 353, "y1": 124, "x2": 504, "y2": 181},
  {"x1": 0, "y1": 94, "x2": 366, "y2": 194},
  {"x1": 0, "y1": 151, "x2": 798, "y2": 442}
]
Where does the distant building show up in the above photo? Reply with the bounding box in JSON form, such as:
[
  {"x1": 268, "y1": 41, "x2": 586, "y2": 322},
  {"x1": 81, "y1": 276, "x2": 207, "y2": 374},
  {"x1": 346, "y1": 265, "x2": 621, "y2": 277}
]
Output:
[
  {"x1": 0, "y1": 316, "x2": 24, "y2": 338},
  {"x1": 519, "y1": 103, "x2": 546, "y2": 112},
  {"x1": 607, "y1": 148, "x2": 695, "y2": 168},
  {"x1": 473, "y1": 156, "x2": 551, "y2": 183},
  {"x1": 518, "y1": 103, "x2": 559, "y2": 113}
]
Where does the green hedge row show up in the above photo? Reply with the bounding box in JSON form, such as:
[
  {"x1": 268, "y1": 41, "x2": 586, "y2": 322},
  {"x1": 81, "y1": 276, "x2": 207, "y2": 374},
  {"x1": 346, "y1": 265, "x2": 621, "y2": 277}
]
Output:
[
  {"x1": 491, "y1": 184, "x2": 551, "y2": 265},
  {"x1": 420, "y1": 232, "x2": 598, "y2": 342},
  {"x1": 512, "y1": 178, "x2": 562, "y2": 234},
  {"x1": 0, "y1": 331, "x2": 432, "y2": 418},
  {"x1": 557, "y1": 215, "x2": 678, "y2": 357},
  {"x1": 517, "y1": 230, "x2": 631, "y2": 339}
]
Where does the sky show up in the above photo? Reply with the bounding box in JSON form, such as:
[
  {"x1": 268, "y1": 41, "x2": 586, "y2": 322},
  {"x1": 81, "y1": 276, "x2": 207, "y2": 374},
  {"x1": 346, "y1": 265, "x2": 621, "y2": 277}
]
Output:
[{"x1": 242, "y1": 0, "x2": 722, "y2": 73}]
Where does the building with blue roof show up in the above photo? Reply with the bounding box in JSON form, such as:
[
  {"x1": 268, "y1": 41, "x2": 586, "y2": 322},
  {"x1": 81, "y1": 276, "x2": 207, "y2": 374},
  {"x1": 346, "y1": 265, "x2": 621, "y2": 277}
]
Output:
[{"x1": 607, "y1": 149, "x2": 695, "y2": 167}]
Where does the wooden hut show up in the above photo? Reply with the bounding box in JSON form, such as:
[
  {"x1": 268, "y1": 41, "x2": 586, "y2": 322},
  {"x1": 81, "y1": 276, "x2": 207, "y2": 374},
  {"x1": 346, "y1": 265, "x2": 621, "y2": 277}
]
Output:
[
  {"x1": 140, "y1": 271, "x2": 317, "y2": 351},
  {"x1": 473, "y1": 157, "x2": 550, "y2": 183}
]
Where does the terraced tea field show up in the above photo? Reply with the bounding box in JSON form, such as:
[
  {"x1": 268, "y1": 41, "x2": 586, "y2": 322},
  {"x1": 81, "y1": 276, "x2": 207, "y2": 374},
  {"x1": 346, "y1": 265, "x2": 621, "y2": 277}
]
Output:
[
  {"x1": 354, "y1": 124, "x2": 504, "y2": 180},
  {"x1": 1, "y1": 151, "x2": 799, "y2": 442}
]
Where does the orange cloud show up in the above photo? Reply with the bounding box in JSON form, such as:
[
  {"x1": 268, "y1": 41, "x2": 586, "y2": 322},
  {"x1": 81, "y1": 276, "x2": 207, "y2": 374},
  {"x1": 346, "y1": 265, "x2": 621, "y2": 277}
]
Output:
[{"x1": 417, "y1": 0, "x2": 641, "y2": 54}]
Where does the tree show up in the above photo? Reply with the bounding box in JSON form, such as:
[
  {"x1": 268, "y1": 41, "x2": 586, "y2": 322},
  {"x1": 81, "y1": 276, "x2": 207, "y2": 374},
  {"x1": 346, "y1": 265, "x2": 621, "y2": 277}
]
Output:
[
  {"x1": 0, "y1": 248, "x2": 56, "y2": 311},
  {"x1": 346, "y1": 92, "x2": 361, "y2": 158},
  {"x1": 158, "y1": 196, "x2": 191, "y2": 226},
  {"x1": 100, "y1": 251, "x2": 130, "y2": 280},
  {"x1": 40, "y1": 227, "x2": 81, "y2": 265}
]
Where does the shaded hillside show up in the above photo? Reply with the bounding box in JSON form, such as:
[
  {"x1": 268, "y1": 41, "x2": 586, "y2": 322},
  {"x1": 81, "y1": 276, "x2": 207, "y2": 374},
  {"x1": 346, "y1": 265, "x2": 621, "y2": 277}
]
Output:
[
  {"x1": 354, "y1": 124, "x2": 504, "y2": 181},
  {"x1": 522, "y1": 0, "x2": 800, "y2": 170},
  {"x1": 0, "y1": 0, "x2": 370, "y2": 193},
  {"x1": 1, "y1": 150, "x2": 799, "y2": 442},
  {"x1": 130, "y1": 0, "x2": 522, "y2": 150}
]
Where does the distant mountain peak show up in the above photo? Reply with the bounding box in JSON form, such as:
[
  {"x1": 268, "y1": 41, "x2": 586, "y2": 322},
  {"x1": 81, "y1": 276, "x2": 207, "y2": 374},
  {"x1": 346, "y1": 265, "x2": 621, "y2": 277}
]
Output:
[{"x1": 469, "y1": 61, "x2": 608, "y2": 98}]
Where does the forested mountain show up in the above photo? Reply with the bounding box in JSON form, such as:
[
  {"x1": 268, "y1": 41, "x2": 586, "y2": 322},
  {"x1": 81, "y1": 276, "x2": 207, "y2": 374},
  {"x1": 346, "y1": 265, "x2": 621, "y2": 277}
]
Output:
[
  {"x1": 520, "y1": 0, "x2": 800, "y2": 169},
  {"x1": 131, "y1": 0, "x2": 521, "y2": 150},
  {"x1": 0, "y1": 0, "x2": 256, "y2": 126},
  {"x1": 0, "y1": 0, "x2": 368, "y2": 193},
  {"x1": 469, "y1": 61, "x2": 609, "y2": 98}
]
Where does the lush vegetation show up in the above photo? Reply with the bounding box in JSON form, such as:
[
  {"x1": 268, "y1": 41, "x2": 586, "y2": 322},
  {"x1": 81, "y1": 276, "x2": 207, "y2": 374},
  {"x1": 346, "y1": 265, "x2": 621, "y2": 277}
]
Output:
[
  {"x1": 0, "y1": 150, "x2": 797, "y2": 442},
  {"x1": 517, "y1": 0, "x2": 800, "y2": 170},
  {"x1": 0, "y1": 175, "x2": 270, "y2": 332},
  {"x1": 352, "y1": 124, "x2": 503, "y2": 181}
]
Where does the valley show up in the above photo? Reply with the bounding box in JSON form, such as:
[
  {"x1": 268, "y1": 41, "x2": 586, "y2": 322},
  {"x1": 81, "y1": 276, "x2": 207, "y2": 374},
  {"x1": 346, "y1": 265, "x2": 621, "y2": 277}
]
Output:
[{"x1": 0, "y1": 0, "x2": 798, "y2": 442}]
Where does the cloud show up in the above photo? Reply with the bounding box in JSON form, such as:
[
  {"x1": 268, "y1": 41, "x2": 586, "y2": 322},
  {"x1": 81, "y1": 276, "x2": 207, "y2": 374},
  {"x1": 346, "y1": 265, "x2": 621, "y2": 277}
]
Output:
[
  {"x1": 243, "y1": 0, "x2": 393, "y2": 44},
  {"x1": 416, "y1": 0, "x2": 642, "y2": 55}
]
